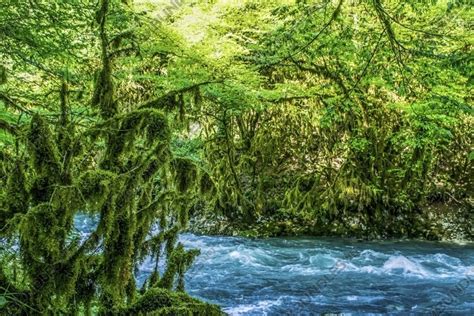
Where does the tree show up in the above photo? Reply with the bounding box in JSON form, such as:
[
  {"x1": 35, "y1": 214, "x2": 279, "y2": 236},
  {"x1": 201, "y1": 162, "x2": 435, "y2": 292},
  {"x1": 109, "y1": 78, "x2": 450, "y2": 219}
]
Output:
[{"x1": 1, "y1": 0, "x2": 221, "y2": 314}]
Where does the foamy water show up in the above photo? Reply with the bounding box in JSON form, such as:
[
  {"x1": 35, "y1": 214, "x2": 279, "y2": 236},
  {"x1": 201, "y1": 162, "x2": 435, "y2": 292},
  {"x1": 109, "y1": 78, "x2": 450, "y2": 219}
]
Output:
[{"x1": 74, "y1": 215, "x2": 474, "y2": 315}]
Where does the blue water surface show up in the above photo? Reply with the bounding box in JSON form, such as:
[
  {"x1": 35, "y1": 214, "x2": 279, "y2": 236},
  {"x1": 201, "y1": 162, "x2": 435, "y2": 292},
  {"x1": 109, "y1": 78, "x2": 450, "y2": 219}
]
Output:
[{"x1": 74, "y1": 215, "x2": 474, "y2": 315}]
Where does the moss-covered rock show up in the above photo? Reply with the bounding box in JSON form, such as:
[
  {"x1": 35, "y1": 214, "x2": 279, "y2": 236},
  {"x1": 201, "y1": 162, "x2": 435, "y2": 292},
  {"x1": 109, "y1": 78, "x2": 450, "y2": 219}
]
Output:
[{"x1": 121, "y1": 288, "x2": 223, "y2": 316}]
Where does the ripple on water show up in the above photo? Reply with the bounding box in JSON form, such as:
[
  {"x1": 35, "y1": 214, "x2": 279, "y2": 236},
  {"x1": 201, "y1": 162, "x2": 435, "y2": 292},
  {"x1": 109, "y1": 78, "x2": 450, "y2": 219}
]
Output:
[
  {"x1": 73, "y1": 217, "x2": 474, "y2": 315},
  {"x1": 223, "y1": 298, "x2": 283, "y2": 316},
  {"x1": 381, "y1": 255, "x2": 431, "y2": 277},
  {"x1": 182, "y1": 236, "x2": 474, "y2": 314}
]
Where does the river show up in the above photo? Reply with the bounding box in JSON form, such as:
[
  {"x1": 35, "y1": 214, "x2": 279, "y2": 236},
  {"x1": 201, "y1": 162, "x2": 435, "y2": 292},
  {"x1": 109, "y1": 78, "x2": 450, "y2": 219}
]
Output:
[{"x1": 75, "y1": 216, "x2": 474, "y2": 315}]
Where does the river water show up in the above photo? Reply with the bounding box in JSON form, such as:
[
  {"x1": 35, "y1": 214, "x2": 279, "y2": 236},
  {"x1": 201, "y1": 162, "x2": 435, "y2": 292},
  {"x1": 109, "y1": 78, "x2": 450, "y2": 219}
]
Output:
[{"x1": 75, "y1": 216, "x2": 474, "y2": 315}]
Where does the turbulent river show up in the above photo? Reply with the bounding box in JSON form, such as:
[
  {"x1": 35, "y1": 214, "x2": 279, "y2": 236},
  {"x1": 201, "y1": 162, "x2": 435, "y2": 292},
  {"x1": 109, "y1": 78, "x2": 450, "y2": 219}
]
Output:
[{"x1": 75, "y1": 216, "x2": 474, "y2": 315}]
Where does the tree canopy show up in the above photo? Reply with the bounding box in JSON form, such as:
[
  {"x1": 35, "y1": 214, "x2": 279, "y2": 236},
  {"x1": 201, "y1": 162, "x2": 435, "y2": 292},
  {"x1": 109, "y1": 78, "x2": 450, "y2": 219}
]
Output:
[{"x1": 0, "y1": 0, "x2": 472, "y2": 314}]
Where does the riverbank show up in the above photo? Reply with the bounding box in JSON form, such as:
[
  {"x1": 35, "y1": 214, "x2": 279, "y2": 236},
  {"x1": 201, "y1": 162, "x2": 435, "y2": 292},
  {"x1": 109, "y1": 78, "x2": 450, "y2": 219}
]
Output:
[{"x1": 188, "y1": 201, "x2": 473, "y2": 241}]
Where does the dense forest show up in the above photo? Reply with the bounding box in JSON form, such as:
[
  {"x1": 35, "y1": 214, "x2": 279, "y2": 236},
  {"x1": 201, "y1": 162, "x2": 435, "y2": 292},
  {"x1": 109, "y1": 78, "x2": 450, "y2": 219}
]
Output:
[{"x1": 0, "y1": 0, "x2": 472, "y2": 314}]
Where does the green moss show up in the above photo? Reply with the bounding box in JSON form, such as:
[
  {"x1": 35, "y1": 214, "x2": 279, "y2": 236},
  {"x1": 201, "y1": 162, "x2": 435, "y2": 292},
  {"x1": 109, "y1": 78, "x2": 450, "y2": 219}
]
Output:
[
  {"x1": 78, "y1": 170, "x2": 117, "y2": 209},
  {"x1": 0, "y1": 65, "x2": 6, "y2": 84},
  {"x1": 101, "y1": 109, "x2": 170, "y2": 170},
  {"x1": 171, "y1": 158, "x2": 197, "y2": 193},
  {"x1": 158, "y1": 243, "x2": 199, "y2": 291},
  {"x1": 122, "y1": 288, "x2": 222, "y2": 316},
  {"x1": 2, "y1": 163, "x2": 28, "y2": 223},
  {"x1": 26, "y1": 114, "x2": 61, "y2": 179},
  {"x1": 145, "y1": 110, "x2": 170, "y2": 145},
  {"x1": 2, "y1": 2, "x2": 219, "y2": 314},
  {"x1": 199, "y1": 172, "x2": 215, "y2": 196},
  {"x1": 92, "y1": 61, "x2": 116, "y2": 119},
  {"x1": 19, "y1": 203, "x2": 63, "y2": 260}
]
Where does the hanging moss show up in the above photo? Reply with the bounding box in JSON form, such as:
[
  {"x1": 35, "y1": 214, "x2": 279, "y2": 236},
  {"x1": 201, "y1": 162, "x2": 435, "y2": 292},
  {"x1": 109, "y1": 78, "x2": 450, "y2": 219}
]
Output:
[
  {"x1": 0, "y1": 65, "x2": 6, "y2": 85},
  {"x1": 92, "y1": 0, "x2": 116, "y2": 119},
  {"x1": 1, "y1": 1, "x2": 222, "y2": 314},
  {"x1": 177, "y1": 200, "x2": 189, "y2": 228},
  {"x1": 158, "y1": 243, "x2": 199, "y2": 291},
  {"x1": 100, "y1": 179, "x2": 139, "y2": 310},
  {"x1": 142, "y1": 93, "x2": 177, "y2": 111},
  {"x1": 171, "y1": 158, "x2": 197, "y2": 193},
  {"x1": 78, "y1": 170, "x2": 117, "y2": 209},
  {"x1": 26, "y1": 114, "x2": 61, "y2": 179},
  {"x1": 144, "y1": 110, "x2": 170, "y2": 145},
  {"x1": 178, "y1": 93, "x2": 185, "y2": 123},
  {"x1": 29, "y1": 176, "x2": 55, "y2": 203},
  {"x1": 74, "y1": 255, "x2": 101, "y2": 315},
  {"x1": 142, "y1": 158, "x2": 161, "y2": 182},
  {"x1": 193, "y1": 87, "x2": 202, "y2": 109},
  {"x1": 163, "y1": 225, "x2": 180, "y2": 259},
  {"x1": 2, "y1": 163, "x2": 28, "y2": 220},
  {"x1": 19, "y1": 203, "x2": 62, "y2": 259},
  {"x1": 199, "y1": 171, "x2": 215, "y2": 196},
  {"x1": 100, "y1": 109, "x2": 170, "y2": 170},
  {"x1": 120, "y1": 111, "x2": 146, "y2": 152}
]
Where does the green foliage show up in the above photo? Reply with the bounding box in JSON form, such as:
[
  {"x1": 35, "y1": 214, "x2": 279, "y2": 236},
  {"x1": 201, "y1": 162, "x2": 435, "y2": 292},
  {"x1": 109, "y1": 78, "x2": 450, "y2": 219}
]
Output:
[
  {"x1": 0, "y1": 0, "x2": 472, "y2": 313},
  {"x1": 122, "y1": 288, "x2": 223, "y2": 316},
  {"x1": 0, "y1": 0, "x2": 220, "y2": 314},
  {"x1": 174, "y1": 0, "x2": 473, "y2": 237}
]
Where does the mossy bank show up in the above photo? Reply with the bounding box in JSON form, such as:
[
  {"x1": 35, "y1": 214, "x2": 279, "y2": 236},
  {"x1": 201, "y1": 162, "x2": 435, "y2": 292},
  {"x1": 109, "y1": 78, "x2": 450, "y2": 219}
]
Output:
[{"x1": 189, "y1": 201, "x2": 473, "y2": 241}]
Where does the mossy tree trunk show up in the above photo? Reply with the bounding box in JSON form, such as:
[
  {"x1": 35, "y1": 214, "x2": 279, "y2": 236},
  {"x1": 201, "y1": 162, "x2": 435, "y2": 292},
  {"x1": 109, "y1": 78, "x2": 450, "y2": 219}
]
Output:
[{"x1": 0, "y1": 0, "x2": 217, "y2": 314}]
